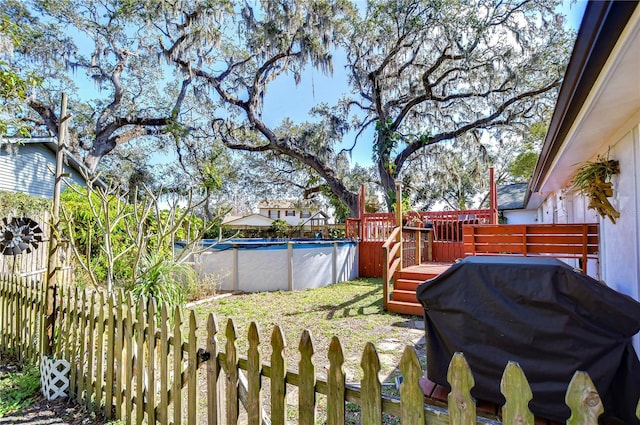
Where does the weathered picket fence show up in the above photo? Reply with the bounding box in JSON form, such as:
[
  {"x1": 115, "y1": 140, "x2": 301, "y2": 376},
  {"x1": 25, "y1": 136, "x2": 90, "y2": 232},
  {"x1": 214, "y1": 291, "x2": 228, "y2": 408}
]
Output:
[{"x1": 1, "y1": 274, "x2": 639, "y2": 424}]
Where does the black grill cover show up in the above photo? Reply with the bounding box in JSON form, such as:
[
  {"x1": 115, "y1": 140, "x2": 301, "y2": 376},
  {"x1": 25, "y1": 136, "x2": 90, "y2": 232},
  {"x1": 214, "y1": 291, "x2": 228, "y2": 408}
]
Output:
[{"x1": 416, "y1": 256, "x2": 640, "y2": 423}]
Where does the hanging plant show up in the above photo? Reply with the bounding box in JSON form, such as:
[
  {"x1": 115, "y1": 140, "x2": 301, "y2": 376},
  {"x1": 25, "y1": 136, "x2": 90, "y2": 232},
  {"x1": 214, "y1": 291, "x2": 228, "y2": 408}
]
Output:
[{"x1": 571, "y1": 155, "x2": 620, "y2": 223}]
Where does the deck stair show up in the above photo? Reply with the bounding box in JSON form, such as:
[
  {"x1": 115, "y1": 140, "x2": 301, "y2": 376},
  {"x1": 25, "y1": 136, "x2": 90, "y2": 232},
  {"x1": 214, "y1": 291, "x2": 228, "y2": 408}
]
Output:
[{"x1": 386, "y1": 262, "x2": 452, "y2": 316}]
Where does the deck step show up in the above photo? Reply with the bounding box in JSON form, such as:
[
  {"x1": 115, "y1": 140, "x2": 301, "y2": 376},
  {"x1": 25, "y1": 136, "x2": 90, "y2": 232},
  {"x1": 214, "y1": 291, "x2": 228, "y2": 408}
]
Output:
[
  {"x1": 387, "y1": 300, "x2": 424, "y2": 316},
  {"x1": 396, "y1": 270, "x2": 439, "y2": 281},
  {"x1": 391, "y1": 289, "x2": 419, "y2": 303},
  {"x1": 394, "y1": 278, "x2": 424, "y2": 291}
]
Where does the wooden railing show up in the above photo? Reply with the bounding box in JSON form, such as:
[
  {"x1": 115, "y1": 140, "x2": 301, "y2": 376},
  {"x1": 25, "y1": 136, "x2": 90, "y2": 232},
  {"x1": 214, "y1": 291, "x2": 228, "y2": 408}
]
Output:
[
  {"x1": 463, "y1": 223, "x2": 599, "y2": 274},
  {"x1": 402, "y1": 227, "x2": 433, "y2": 267},
  {"x1": 1, "y1": 275, "x2": 639, "y2": 423},
  {"x1": 381, "y1": 226, "x2": 401, "y2": 311}
]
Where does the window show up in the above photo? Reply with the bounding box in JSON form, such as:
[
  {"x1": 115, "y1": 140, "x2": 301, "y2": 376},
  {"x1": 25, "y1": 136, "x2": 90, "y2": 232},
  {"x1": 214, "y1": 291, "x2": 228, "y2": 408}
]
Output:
[
  {"x1": 300, "y1": 210, "x2": 311, "y2": 218},
  {"x1": 269, "y1": 210, "x2": 279, "y2": 219},
  {"x1": 285, "y1": 210, "x2": 296, "y2": 216}
]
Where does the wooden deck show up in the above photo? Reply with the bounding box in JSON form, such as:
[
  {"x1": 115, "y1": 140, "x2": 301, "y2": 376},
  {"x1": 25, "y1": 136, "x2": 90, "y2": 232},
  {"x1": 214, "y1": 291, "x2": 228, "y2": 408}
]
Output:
[{"x1": 386, "y1": 261, "x2": 453, "y2": 316}]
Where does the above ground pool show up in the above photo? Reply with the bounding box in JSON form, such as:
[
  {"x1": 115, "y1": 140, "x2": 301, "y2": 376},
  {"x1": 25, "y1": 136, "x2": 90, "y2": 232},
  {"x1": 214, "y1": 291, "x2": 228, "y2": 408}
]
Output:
[{"x1": 190, "y1": 238, "x2": 358, "y2": 292}]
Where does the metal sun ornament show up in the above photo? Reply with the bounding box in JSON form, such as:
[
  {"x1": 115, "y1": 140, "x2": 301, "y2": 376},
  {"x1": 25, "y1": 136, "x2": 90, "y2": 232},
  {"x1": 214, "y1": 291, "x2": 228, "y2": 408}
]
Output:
[{"x1": 0, "y1": 217, "x2": 44, "y2": 256}]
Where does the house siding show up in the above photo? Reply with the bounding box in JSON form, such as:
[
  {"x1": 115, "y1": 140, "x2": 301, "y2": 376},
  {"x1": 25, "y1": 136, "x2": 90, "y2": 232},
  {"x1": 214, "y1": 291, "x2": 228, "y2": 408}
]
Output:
[
  {"x1": 600, "y1": 124, "x2": 640, "y2": 302},
  {"x1": 0, "y1": 143, "x2": 85, "y2": 198}
]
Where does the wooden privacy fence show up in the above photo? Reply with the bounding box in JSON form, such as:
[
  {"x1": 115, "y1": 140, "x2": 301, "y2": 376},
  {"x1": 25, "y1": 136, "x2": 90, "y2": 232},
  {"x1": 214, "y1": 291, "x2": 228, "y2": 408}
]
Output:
[
  {"x1": 463, "y1": 223, "x2": 599, "y2": 274},
  {"x1": 2, "y1": 275, "x2": 639, "y2": 424}
]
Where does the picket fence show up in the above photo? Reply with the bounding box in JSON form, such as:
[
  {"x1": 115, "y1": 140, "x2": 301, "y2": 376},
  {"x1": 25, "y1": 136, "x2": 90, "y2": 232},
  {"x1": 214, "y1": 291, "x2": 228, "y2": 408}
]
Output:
[{"x1": 1, "y1": 274, "x2": 639, "y2": 424}]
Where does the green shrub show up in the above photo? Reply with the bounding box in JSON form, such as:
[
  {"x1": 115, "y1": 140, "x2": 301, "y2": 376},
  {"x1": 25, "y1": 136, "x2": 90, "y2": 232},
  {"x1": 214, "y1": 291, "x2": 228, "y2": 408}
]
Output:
[{"x1": 0, "y1": 190, "x2": 50, "y2": 218}]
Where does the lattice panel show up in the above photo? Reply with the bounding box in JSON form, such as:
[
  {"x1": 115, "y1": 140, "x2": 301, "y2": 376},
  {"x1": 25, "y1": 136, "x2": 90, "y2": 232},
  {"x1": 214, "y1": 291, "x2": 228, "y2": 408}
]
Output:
[{"x1": 40, "y1": 355, "x2": 71, "y2": 400}]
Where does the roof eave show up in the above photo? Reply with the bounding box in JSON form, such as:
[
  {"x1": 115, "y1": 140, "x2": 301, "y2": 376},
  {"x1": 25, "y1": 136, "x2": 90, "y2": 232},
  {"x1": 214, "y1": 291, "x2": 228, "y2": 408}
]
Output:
[{"x1": 526, "y1": 1, "x2": 639, "y2": 208}]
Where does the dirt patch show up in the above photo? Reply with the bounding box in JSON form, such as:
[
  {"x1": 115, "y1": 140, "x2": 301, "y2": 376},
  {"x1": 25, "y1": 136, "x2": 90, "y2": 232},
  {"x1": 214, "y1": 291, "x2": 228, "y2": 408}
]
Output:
[{"x1": 0, "y1": 396, "x2": 106, "y2": 425}]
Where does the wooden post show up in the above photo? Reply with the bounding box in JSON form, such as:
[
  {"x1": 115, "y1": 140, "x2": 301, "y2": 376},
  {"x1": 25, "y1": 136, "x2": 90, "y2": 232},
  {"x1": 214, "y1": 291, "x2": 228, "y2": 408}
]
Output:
[
  {"x1": 489, "y1": 167, "x2": 498, "y2": 224},
  {"x1": 287, "y1": 242, "x2": 294, "y2": 290},
  {"x1": 44, "y1": 93, "x2": 70, "y2": 357},
  {"x1": 359, "y1": 184, "x2": 365, "y2": 241},
  {"x1": 415, "y1": 230, "x2": 421, "y2": 266},
  {"x1": 395, "y1": 180, "x2": 403, "y2": 269}
]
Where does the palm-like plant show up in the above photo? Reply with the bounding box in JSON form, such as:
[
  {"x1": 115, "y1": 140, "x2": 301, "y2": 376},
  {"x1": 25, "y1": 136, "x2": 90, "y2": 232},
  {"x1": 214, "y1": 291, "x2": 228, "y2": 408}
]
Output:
[{"x1": 129, "y1": 251, "x2": 197, "y2": 310}]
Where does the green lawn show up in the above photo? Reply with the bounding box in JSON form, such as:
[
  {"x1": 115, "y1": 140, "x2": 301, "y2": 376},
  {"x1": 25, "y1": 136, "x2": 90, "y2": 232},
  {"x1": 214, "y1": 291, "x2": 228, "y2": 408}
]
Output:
[{"x1": 190, "y1": 278, "x2": 427, "y2": 385}]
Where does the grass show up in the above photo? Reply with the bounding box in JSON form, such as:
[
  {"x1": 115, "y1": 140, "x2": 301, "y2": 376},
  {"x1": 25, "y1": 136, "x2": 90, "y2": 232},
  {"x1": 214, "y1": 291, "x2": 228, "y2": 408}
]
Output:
[
  {"x1": 192, "y1": 277, "x2": 426, "y2": 385},
  {"x1": 0, "y1": 361, "x2": 40, "y2": 417}
]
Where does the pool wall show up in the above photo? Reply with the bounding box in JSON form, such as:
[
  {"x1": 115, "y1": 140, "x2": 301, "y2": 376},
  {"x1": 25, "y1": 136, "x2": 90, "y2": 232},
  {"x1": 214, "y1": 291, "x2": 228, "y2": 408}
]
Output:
[{"x1": 194, "y1": 240, "x2": 358, "y2": 292}]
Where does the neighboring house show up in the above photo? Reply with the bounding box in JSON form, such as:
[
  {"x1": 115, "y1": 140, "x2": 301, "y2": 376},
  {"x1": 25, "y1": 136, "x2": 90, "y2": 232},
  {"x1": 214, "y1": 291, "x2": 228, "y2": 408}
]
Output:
[
  {"x1": 222, "y1": 213, "x2": 275, "y2": 228},
  {"x1": 497, "y1": 183, "x2": 536, "y2": 224},
  {"x1": 0, "y1": 137, "x2": 93, "y2": 198},
  {"x1": 257, "y1": 200, "x2": 330, "y2": 228},
  {"x1": 526, "y1": 1, "x2": 639, "y2": 310}
]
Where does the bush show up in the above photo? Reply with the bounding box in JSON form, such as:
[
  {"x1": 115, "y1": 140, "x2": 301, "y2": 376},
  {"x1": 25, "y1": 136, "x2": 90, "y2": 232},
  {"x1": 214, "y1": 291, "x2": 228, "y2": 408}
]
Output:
[{"x1": 0, "y1": 190, "x2": 50, "y2": 218}]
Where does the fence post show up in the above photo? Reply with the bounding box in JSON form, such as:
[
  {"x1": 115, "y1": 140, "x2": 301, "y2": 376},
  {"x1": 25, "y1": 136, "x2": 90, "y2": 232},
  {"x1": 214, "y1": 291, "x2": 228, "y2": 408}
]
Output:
[
  {"x1": 382, "y1": 245, "x2": 389, "y2": 311},
  {"x1": 288, "y1": 242, "x2": 294, "y2": 291},
  {"x1": 206, "y1": 314, "x2": 222, "y2": 425},
  {"x1": 395, "y1": 180, "x2": 403, "y2": 269}
]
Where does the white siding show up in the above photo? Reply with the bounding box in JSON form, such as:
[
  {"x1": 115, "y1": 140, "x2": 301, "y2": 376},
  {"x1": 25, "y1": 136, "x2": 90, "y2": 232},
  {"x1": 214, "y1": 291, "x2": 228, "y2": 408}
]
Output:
[
  {"x1": 599, "y1": 125, "x2": 640, "y2": 301},
  {"x1": 502, "y1": 209, "x2": 537, "y2": 224},
  {"x1": 0, "y1": 144, "x2": 86, "y2": 198}
]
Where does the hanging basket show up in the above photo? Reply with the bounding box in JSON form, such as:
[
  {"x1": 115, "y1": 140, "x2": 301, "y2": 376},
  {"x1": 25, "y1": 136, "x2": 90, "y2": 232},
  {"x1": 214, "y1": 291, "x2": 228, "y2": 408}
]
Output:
[{"x1": 571, "y1": 157, "x2": 620, "y2": 223}]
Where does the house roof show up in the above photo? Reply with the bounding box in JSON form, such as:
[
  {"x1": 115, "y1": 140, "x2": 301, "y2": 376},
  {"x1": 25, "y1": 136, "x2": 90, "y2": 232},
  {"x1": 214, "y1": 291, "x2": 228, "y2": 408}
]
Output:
[
  {"x1": 527, "y1": 2, "x2": 640, "y2": 208},
  {"x1": 257, "y1": 199, "x2": 318, "y2": 210},
  {"x1": 497, "y1": 183, "x2": 528, "y2": 211},
  {"x1": 223, "y1": 213, "x2": 274, "y2": 227}
]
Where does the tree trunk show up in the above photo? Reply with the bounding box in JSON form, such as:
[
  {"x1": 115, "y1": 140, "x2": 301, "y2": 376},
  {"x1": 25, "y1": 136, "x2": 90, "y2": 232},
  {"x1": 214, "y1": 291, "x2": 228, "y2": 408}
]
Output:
[{"x1": 378, "y1": 160, "x2": 398, "y2": 212}]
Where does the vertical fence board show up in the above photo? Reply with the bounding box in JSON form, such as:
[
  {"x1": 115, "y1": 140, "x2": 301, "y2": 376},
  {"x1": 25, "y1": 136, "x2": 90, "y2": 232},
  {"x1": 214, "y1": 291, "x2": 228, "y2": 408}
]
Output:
[
  {"x1": 225, "y1": 319, "x2": 239, "y2": 425},
  {"x1": 77, "y1": 291, "x2": 87, "y2": 403},
  {"x1": 566, "y1": 371, "x2": 603, "y2": 425},
  {"x1": 135, "y1": 297, "x2": 146, "y2": 424},
  {"x1": 147, "y1": 299, "x2": 157, "y2": 424},
  {"x1": 327, "y1": 336, "x2": 345, "y2": 425},
  {"x1": 447, "y1": 353, "x2": 476, "y2": 425},
  {"x1": 500, "y1": 361, "x2": 533, "y2": 425},
  {"x1": 187, "y1": 310, "x2": 197, "y2": 425},
  {"x1": 124, "y1": 293, "x2": 135, "y2": 425},
  {"x1": 360, "y1": 342, "x2": 382, "y2": 425},
  {"x1": 298, "y1": 330, "x2": 316, "y2": 425},
  {"x1": 207, "y1": 313, "x2": 222, "y2": 425},
  {"x1": 159, "y1": 304, "x2": 169, "y2": 425},
  {"x1": 399, "y1": 346, "x2": 425, "y2": 425},
  {"x1": 69, "y1": 287, "x2": 80, "y2": 399},
  {"x1": 114, "y1": 290, "x2": 124, "y2": 420},
  {"x1": 271, "y1": 325, "x2": 287, "y2": 425},
  {"x1": 173, "y1": 307, "x2": 183, "y2": 425},
  {"x1": 85, "y1": 292, "x2": 96, "y2": 409},
  {"x1": 95, "y1": 292, "x2": 105, "y2": 412},
  {"x1": 105, "y1": 293, "x2": 115, "y2": 419},
  {"x1": 247, "y1": 322, "x2": 262, "y2": 425}
]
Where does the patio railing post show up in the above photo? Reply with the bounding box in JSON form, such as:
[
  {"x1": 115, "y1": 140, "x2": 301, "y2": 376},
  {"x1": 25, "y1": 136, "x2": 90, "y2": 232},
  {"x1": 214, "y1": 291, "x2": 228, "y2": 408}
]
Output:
[{"x1": 395, "y1": 180, "x2": 403, "y2": 269}]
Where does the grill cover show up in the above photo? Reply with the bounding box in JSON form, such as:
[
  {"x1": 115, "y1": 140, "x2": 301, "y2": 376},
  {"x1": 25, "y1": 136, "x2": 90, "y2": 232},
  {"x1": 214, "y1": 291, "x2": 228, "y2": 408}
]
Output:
[{"x1": 416, "y1": 256, "x2": 640, "y2": 423}]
